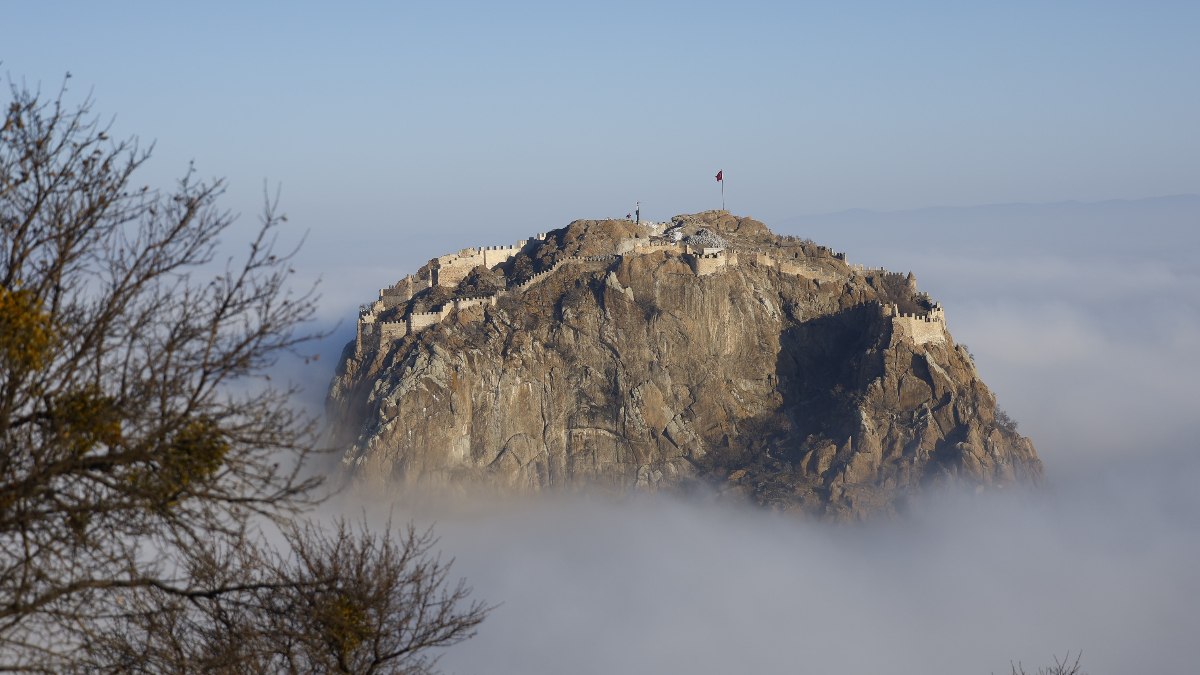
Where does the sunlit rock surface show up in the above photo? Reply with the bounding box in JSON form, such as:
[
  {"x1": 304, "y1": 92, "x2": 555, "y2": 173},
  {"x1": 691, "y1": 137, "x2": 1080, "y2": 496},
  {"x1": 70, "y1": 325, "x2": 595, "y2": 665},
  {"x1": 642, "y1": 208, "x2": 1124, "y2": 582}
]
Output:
[{"x1": 328, "y1": 211, "x2": 1041, "y2": 519}]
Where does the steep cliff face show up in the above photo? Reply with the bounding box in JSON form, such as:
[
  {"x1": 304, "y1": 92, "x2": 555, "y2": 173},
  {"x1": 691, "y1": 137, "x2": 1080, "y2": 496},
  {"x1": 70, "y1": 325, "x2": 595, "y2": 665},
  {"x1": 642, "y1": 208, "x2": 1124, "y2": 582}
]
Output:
[{"x1": 328, "y1": 212, "x2": 1041, "y2": 519}]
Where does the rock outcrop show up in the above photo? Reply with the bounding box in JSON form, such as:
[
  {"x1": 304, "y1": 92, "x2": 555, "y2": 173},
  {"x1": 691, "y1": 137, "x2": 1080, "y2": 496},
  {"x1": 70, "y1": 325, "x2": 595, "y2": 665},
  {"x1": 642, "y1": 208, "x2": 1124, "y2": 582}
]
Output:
[{"x1": 328, "y1": 211, "x2": 1042, "y2": 519}]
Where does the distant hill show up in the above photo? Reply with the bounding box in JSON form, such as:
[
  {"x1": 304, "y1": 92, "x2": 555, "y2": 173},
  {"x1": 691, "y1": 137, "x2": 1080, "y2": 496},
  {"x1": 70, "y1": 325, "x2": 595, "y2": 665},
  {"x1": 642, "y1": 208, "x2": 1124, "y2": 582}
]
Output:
[{"x1": 327, "y1": 211, "x2": 1041, "y2": 520}]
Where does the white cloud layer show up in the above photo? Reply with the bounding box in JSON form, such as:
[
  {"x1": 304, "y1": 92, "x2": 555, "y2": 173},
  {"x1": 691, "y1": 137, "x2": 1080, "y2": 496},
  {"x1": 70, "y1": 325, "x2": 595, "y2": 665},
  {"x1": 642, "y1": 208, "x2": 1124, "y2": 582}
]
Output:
[
  {"x1": 311, "y1": 196, "x2": 1200, "y2": 673},
  {"x1": 349, "y1": 460, "x2": 1200, "y2": 675}
]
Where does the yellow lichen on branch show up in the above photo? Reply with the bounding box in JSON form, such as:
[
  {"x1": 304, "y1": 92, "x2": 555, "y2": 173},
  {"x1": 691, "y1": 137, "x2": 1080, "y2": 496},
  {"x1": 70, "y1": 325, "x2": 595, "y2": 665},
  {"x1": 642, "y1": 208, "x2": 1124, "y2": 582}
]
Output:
[
  {"x1": 50, "y1": 386, "x2": 124, "y2": 456},
  {"x1": 319, "y1": 593, "x2": 372, "y2": 656},
  {"x1": 0, "y1": 285, "x2": 53, "y2": 372},
  {"x1": 130, "y1": 417, "x2": 230, "y2": 506}
]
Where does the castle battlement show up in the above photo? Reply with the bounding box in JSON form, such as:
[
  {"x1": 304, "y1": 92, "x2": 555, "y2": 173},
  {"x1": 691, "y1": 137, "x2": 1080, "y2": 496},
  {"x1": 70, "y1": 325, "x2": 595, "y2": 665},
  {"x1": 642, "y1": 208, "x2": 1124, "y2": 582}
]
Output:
[
  {"x1": 513, "y1": 269, "x2": 552, "y2": 292},
  {"x1": 373, "y1": 274, "x2": 426, "y2": 310},
  {"x1": 685, "y1": 247, "x2": 735, "y2": 276},
  {"x1": 355, "y1": 320, "x2": 375, "y2": 354},
  {"x1": 407, "y1": 306, "x2": 452, "y2": 333},
  {"x1": 429, "y1": 238, "x2": 536, "y2": 287},
  {"x1": 378, "y1": 320, "x2": 408, "y2": 344},
  {"x1": 380, "y1": 280, "x2": 413, "y2": 296},
  {"x1": 886, "y1": 302, "x2": 946, "y2": 345},
  {"x1": 452, "y1": 295, "x2": 498, "y2": 311},
  {"x1": 355, "y1": 223, "x2": 905, "y2": 357},
  {"x1": 850, "y1": 264, "x2": 889, "y2": 275}
]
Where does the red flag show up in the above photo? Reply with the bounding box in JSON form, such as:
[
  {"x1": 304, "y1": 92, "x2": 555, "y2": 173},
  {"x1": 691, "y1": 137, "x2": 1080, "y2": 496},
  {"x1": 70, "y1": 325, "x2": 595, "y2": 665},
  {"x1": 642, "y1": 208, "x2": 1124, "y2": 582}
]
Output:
[{"x1": 715, "y1": 170, "x2": 723, "y2": 182}]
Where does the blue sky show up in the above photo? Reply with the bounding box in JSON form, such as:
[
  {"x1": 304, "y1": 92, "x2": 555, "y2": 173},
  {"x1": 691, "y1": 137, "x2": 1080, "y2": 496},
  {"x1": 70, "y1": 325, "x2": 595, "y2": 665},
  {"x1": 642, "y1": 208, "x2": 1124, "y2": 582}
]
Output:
[
  {"x1": 9, "y1": 0, "x2": 1195, "y2": 411},
  {"x1": 4, "y1": 1, "x2": 1197, "y2": 233},
  {"x1": 4, "y1": 1, "x2": 1198, "y2": 400},
  {"x1": 8, "y1": 7, "x2": 1200, "y2": 670}
]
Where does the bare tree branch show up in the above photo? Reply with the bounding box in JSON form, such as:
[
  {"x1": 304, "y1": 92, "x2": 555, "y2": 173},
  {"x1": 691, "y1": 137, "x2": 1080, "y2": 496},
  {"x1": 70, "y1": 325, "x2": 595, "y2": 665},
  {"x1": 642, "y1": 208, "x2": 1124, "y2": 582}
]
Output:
[{"x1": 1, "y1": 76, "x2": 488, "y2": 673}]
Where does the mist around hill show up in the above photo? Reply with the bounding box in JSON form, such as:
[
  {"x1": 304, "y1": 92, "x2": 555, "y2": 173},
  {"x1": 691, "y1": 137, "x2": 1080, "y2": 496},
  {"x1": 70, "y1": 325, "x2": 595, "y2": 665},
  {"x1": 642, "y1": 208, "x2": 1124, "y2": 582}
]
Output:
[
  {"x1": 782, "y1": 194, "x2": 1200, "y2": 474},
  {"x1": 303, "y1": 195, "x2": 1200, "y2": 674}
]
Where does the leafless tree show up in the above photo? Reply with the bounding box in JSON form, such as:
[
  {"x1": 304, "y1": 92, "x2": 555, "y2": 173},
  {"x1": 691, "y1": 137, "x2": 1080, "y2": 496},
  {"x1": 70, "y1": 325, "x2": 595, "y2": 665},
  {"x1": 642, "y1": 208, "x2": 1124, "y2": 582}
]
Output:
[
  {"x1": 1008, "y1": 651, "x2": 1086, "y2": 675},
  {"x1": 80, "y1": 520, "x2": 489, "y2": 674},
  {"x1": 0, "y1": 77, "x2": 487, "y2": 672}
]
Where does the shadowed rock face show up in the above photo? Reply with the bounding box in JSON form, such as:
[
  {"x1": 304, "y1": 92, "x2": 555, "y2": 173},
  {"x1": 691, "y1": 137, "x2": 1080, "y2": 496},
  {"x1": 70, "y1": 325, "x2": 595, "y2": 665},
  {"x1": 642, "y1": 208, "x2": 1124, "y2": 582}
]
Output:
[{"x1": 328, "y1": 211, "x2": 1042, "y2": 520}]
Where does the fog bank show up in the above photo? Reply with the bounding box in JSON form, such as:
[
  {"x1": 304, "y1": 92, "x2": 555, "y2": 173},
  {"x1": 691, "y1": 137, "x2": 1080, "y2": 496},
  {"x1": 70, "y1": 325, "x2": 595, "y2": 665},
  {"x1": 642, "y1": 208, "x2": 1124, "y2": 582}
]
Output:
[
  {"x1": 355, "y1": 453, "x2": 1199, "y2": 674},
  {"x1": 310, "y1": 196, "x2": 1200, "y2": 672}
]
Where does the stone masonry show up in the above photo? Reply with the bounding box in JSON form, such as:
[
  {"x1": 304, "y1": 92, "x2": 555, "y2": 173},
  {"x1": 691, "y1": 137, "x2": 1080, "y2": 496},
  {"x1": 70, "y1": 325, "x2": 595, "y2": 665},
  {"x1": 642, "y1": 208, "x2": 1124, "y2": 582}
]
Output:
[{"x1": 353, "y1": 226, "x2": 943, "y2": 357}]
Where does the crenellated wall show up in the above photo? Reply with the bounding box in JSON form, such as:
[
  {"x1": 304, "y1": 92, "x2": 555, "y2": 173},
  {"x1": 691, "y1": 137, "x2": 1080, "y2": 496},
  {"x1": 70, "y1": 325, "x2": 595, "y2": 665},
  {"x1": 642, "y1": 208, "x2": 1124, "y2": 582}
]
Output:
[
  {"x1": 431, "y1": 252, "x2": 479, "y2": 287},
  {"x1": 398, "y1": 295, "x2": 499, "y2": 337},
  {"x1": 687, "y1": 249, "x2": 733, "y2": 276},
  {"x1": 407, "y1": 306, "x2": 451, "y2": 333},
  {"x1": 379, "y1": 320, "x2": 408, "y2": 344},
  {"x1": 363, "y1": 242, "x2": 743, "y2": 355},
  {"x1": 512, "y1": 266, "x2": 557, "y2": 292},
  {"x1": 850, "y1": 263, "x2": 888, "y2": 275},
  {"x1": 886, "y1": 302, "x2": 946, "y2": 345},
  {"x1": 356, "y1": 314, "x2": 376, "y2": 354},
  {"x1": 430, "y1": 238, "x2": 540, "y2": 287},
  {"x1": 452, "y1": 295, "x2": 497, "y2": 312},
  {"x1": 510, "y1": 254, "x2": 617, "y2": 292},
  {"x1": 354, "y1": 228, "x2": 928, "y2": 358},
  {"x1": 747, "y1": 251, "x2": 839, "y2": 282},
  {"x1": 379, "y1": 275, "x2": 420, "y2": 309},
  {"x1": 481, "y1": 244, "x2": 522, "y2": 267}
]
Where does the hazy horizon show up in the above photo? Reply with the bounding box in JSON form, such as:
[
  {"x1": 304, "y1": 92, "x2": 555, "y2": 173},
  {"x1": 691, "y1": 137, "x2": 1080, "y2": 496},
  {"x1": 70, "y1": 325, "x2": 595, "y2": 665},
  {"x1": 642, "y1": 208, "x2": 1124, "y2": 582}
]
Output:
[
  {"x1": 6, "y1": 2, "x2": 1198, "y2": 672},
  {"x1": 5, "y1": 2, "x2": 1197, "y2": 226},
  {"x1": 318, "y1": 193, "x2": 1200, "y2": 673}
]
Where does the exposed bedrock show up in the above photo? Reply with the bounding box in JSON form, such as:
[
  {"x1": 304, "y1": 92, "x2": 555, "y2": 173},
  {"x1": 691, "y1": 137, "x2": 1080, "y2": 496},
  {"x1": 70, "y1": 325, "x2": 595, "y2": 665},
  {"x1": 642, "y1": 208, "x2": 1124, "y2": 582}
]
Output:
[{"x1": 328, "y1": 212, "x2": 1041, "y2": 519}]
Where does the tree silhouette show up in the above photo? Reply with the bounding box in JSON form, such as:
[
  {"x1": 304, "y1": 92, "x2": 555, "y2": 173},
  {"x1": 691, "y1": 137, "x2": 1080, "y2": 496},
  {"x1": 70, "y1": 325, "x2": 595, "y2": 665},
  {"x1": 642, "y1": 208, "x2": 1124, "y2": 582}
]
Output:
[{"x1": 0, "y1": 76, "x2": 486, "y2": 672}]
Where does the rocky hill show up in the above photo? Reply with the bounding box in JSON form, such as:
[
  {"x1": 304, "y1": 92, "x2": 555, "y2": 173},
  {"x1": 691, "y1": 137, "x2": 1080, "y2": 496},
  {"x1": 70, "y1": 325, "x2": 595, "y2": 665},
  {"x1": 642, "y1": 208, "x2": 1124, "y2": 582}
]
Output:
[{"x1": 327, "y1": 211, "x2": 1042, "y2": 519}]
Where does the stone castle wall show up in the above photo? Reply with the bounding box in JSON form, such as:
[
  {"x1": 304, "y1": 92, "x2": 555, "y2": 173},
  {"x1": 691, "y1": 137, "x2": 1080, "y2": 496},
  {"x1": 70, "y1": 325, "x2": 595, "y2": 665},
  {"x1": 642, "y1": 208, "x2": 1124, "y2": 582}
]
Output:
[
  {"x1": 431, "y1": 250, "x2": 481, "y2": 287},
  {"x1": 510, "y1": 254, "x2": 616, "y2": 292},
  {"x1": 749, "y1": 251, "x2": 839, "y2": 282},
  {"x1": 379, "y1": 320, "x2": 408, "y2": 344},
  {"x1": 452, "y1": 295, "x2": 497, "y2": 312},
  {"x1": 512, "y1": 266, "x2": 557, "y2": 292},
  {"x1": 400, "y1": 295, "x2": 500, "y2": 336},
  {"x1": 356, "y1": 314, "x2": 376, "y2": 354},
  {"x1": 354, "y1": 227, "x2": 937, "y2": 357},
  {"x1": 430, "y1": 235, "x2": 546, "y2": 287},
  {"x1": 850, "y1": 264, "x2": 886, "y2": 275},
  {"x1": 687, "y1": 249, "x2": 736, "y2": 276},
  {"x1": 888, "y1": 303, "x2": 946, "y2": 346},
  {"x1": 379, "y1": 275, "x2": 423, "y2": 309},
  {"x1": 407, "y1": 306, "x2": 451, "y2": 333},
  {"x1": 850, "y1": 264, "x2": 908, "y2": 283},
  {"x1": 361, "y1": 241, "x2": 740, "y2": 355}
]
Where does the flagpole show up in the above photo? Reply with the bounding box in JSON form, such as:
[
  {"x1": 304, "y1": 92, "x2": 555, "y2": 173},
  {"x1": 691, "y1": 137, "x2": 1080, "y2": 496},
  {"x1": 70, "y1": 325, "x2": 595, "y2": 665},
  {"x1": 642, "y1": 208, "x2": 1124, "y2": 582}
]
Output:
[{"x1": 721, "y1": 174, "x2": 725, "y2": 211}]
